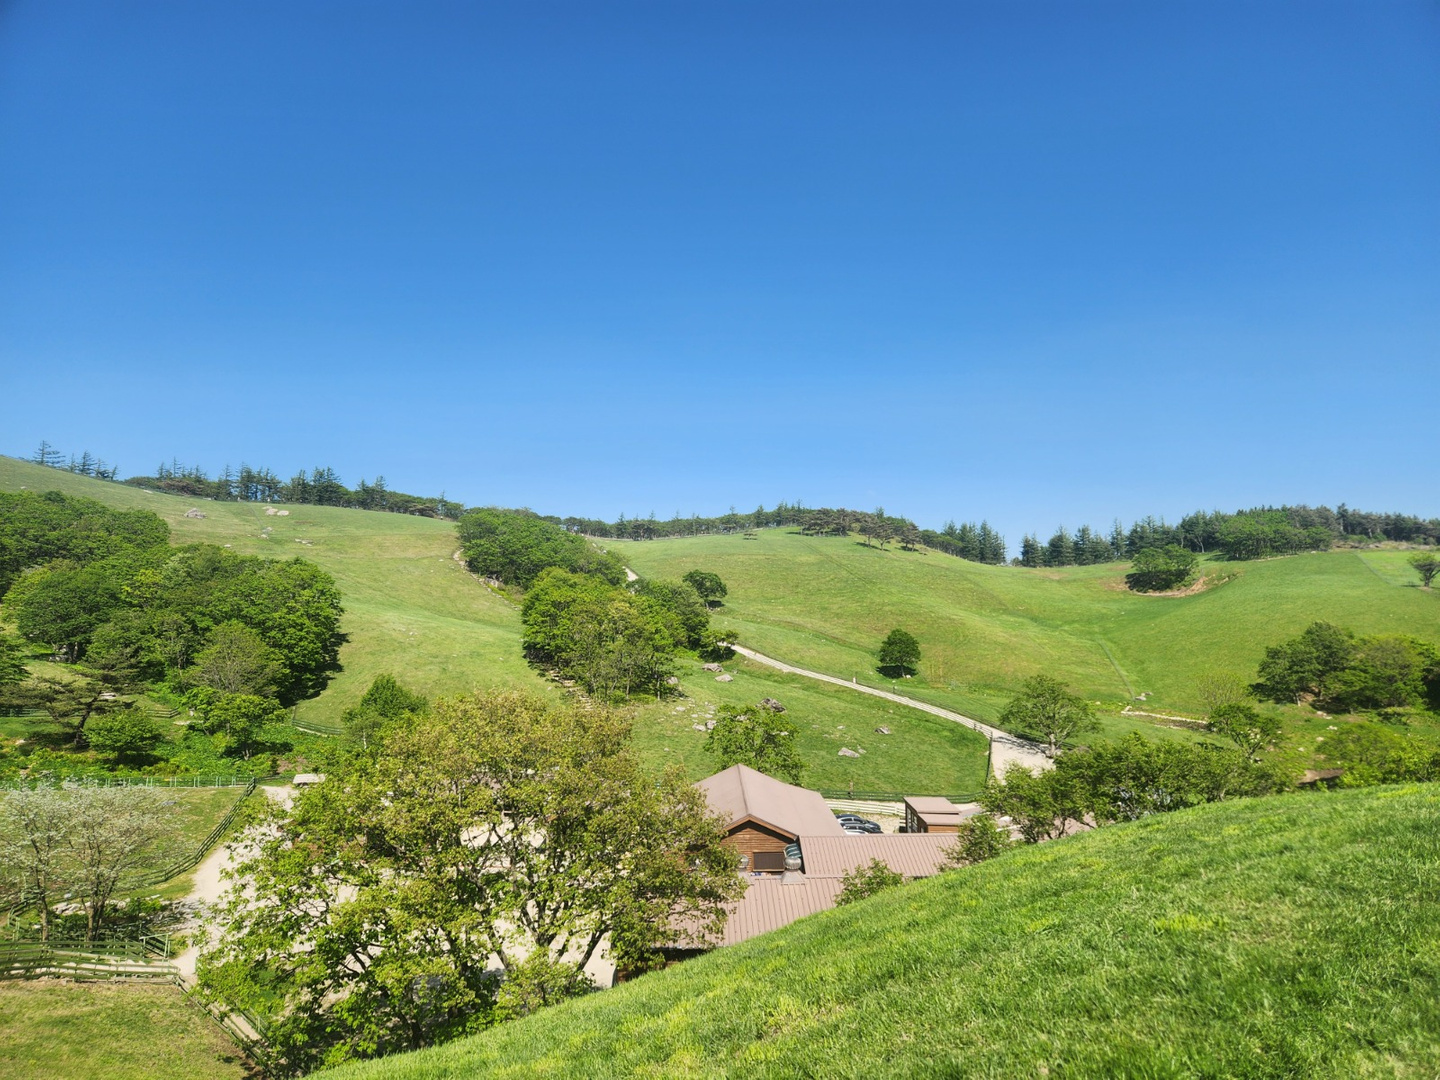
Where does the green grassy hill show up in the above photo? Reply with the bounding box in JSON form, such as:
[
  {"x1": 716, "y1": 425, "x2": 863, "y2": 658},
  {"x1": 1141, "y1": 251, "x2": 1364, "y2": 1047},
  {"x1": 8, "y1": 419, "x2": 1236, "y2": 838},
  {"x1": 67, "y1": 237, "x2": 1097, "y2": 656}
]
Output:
[
  {"x1": 0, "y1": 455, "x2": 538, "y2": 726},
  {"x1": 0, "y1": 459, "x2": 988, "y2": 792},
  {"x1": 313, "y1": 784, "x2": 1440, "y2": 1079},
  {"x1": 614, "y1": 530, "x2": 1440, "y2": 729}
]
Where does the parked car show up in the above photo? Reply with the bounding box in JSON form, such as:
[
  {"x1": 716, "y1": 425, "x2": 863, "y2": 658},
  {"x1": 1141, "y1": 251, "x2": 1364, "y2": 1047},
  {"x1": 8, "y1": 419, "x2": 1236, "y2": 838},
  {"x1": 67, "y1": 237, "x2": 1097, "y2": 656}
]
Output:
[{"x1": 837, "y1": 814, "x2": 883, "y2": 834}]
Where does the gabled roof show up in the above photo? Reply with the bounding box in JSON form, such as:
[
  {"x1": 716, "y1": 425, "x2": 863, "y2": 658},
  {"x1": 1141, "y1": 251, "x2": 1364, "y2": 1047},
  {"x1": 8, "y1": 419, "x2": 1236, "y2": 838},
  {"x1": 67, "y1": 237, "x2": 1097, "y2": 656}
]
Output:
[
  {"x1": 795, "y1": 834, "x2": 957, "y2": 880},
  {"x1": 698, "y1": 764, "x2": 846, "y2": 838}
]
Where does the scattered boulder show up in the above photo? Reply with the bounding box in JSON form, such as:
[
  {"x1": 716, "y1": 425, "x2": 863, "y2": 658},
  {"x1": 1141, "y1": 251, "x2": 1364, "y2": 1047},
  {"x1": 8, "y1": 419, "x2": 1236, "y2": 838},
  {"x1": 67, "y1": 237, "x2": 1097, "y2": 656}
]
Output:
[
  {"x1": 265, "y1": 507, "x2": 279, "y2": 516},
  {"x1": 692, "y1": 724, "x2": 708, "y2": 732},
  {"x1": 759, "y1": 698, "x2": 785, "y2": 713},
  {"x1": 701, "y1": 662, "x2": 724, "y2": 673},
  {"x1": 665, "y1": 676, "x2": 680, "y2": 686},
  {"x1": 715, "y1": 673, "x2": 733, "y2": 683},
  {"x1": 705, "y1": 719, "x2": 716, "y2": 730},
  {"x1": 276, "y1": 510, "x2": 290, "y2": 516},
  {"x1": 875, "y1": 726, "x2": 891, "y2": 735},
  {"x1": 838, "y1": 747, "x2": 860, "y2": 758},
  {"x1": 184, "y1": 508, "x2": 206, "y2": 519}
]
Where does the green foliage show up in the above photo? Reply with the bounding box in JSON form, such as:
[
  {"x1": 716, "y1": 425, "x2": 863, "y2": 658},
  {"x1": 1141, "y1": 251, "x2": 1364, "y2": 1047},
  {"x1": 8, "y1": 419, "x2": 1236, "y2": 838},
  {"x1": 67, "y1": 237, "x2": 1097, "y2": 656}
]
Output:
[
  {"x1": 1252, "y1": 621, "x2": 1439, "y2": 714},
  {"x1": 1205, "y1": 702, "x2": 1283, "y2": 761},
  {"x1": 199, "y1": 689, "x2": 741, "y2": 1076},
  {"x1": 192, "y1": 693, "x2": 292, "y2": 760},
  {"x1": 942, "y1": 813, "x2": 1014, "y2": 868},
  {"x1": 8, "y1": 561, "x2": 126, "y2": 660},
  {"x1": 682, "y1": 569, "x2": 727, "y2": 606},
  {"x1": 1322, "y1": 723, "x2": 1440, "y2": 784},
  {"x1": 341, "y1": 673, "x2": 429, "y2": 755},
  {"x1": 998, "y1": 674, "x2": 1099, "y2": 757},
  {"x1": 190, "y1": 621, "x2": 282, "y2": 697},
  {"x1": 458, "y1": 508, "x2": 625, "y2": 588},
  {"x1": 635, "y1": 578, "x2": 710, "y2": 648},
  {"x1": 877, "y1": 628, "x2": 920, "y2": 676},
  {"x1": 1410, "y1": 551, "x2": 1440, "y2": 588},
  {"x1": 85, "y1": 710, "x2": 166, "y2": 763},
  {"x1": 835, "y1": 858, "x2": 904, "y2": 906},
  {"x1": 0, "y1": 633, "x2": 29, "y2": 688},
  {"x1": 521, "y1": 569, "x2": 679, "y2": 699},
  {"x1": 307, "y1": 787, "x2": 1440, "y2": 1080},
  {"x1": 984, "y1": 734, "x2": 1284, "y2": 839},
  {"x1": 0, "y1": 489, "x2": 170, "y2": 596},
  {"x1": 1125, "y1": 544, "x2": 1199, "y2": 592},
  {"x1": 704, "y1": 702, "x2": 804, "y2": 783}
]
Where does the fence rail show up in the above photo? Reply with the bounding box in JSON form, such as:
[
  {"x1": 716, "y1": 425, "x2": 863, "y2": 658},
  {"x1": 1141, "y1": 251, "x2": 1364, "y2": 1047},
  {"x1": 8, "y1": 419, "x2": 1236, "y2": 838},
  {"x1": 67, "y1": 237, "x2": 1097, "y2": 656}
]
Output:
[
  {"x1": 130, "y1": 778, "x2": 259, "y2": 887},
  {"x1": 3, "y1": 774, "x2": 260, "y2": 790},
  {"x1": 0, "y1": 937, "x2": 176, "y2": 980},
  {"x1": 817, "y1": 789, "x2": 983, "y2": 803}
]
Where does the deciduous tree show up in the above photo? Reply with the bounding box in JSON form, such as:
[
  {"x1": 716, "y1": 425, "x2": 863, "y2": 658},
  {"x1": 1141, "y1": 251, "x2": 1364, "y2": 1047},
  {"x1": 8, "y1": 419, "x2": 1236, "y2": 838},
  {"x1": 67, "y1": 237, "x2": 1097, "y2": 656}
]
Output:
[
  {"x1": 199, "y1": 690, "x2": 740, "y2": 1075},
  {"x1": 998, "y1": 675, "x2": 1098, "y2": 757},
  {"x1": 705, "y1": 703, "x2": 804, "y2": 783},
  {"x1": 878, "y1": 628, "x2": 921, "y2": 677}
]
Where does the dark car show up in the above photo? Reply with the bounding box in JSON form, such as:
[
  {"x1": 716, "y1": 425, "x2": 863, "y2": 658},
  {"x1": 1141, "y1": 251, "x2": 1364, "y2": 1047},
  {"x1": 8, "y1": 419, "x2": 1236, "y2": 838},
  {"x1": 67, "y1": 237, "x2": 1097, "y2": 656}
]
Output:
[{"x1": 837, "y1": 814, "x2": 883, "y2": 834}]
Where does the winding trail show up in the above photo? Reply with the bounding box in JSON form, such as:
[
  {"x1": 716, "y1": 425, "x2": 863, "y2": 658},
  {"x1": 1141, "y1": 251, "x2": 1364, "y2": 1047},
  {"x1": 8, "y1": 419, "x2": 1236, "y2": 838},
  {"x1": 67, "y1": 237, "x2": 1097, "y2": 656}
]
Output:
[{"x1": 727, "y1": 645, "x2": 1052, "y2": 776}]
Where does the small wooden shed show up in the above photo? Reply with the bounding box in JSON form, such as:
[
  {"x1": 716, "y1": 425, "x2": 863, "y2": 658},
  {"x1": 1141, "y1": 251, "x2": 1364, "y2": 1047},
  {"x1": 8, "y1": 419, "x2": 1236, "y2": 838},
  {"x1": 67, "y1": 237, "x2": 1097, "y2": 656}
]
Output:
[{"x1": 903, "y1": 795, "x2": 964, "y2": 834}]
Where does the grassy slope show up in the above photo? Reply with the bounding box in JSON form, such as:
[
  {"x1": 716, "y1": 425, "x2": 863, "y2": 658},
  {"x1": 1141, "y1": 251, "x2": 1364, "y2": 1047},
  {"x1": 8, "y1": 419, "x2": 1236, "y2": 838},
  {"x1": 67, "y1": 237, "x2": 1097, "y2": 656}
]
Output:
[
  {"x1": 315, "y1": 784, "x2": 1440, "y2": 1080},
  {"x1": 0, "y1": 981, "x2": 251, "y2": 1080},
  {"x1": 0, "y1": 459, "x2": 987, "y2": 790},
  {"x1": 614, "y1": 531, "x2": 1440, "y2": 726},
  {"x1": 0, "y1": 456, "x2": 538, "y2": 725}
]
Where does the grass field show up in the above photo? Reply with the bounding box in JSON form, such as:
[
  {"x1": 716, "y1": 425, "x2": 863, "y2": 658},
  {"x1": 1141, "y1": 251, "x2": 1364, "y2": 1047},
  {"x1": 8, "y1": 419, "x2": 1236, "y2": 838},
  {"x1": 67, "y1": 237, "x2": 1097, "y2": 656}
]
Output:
[
  {"x1": 613, "y1": 531, "x2": 1440, "y2": 732},
  {"x1": 0, "y1": 456, "x2": 539, "y2": 726},
  {"x1": 0, "y1": 980, "x2": 252, "y2": 1080},
  {"x1": 315, "y1": 783, "x2": 1440, "y2": 1080},
  {"x1": 0, "y1": 459, "x2": 987, "y2": 788}
]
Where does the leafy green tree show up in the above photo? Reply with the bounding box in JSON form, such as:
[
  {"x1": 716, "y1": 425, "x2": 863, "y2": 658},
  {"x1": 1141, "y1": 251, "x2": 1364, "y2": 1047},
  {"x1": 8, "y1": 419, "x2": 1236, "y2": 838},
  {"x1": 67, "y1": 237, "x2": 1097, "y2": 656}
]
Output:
[
  {"x1": 0, "y1": 635, "x2": 28, "y2": 689},
  {"x1": 705, "y1": 702, "x2": 804, "y2": 783},
  {"x1": 980, "y1": 762, "x2": 1090, "y2": 842},
  {"x1": 195, "y1": 694, "x2": 291, "y2": 760},
  {"x1": 85, "y1": 710, "x2": 166, "y2": 764},
  {"x1": 190, "y1": 621, "x2": 282, "y2": 697},
  {"x1": 1323, "y1": 723, "x2": 1440, "y2": 784},
  {"x1": 1251, "y1": 622, "x2": 1355, "y2": 704},
  {"x1": 9, "y1": 562, "x2": 124, "y2": 661},
  {"x1": 877, "y1": 628, "x2": 921, "y2": 677},
  {"x1": 682, "y1": 570, "x2": 728, "y2": 607},
  {"x1": 1409, "y1": 552, "x2": 1440, "y2": 589},
  {"x1": 199, "y1": 690, "x2": 741, "y2": 1075},
  {"x1": 1125, "y1": 545, "x2": 1199, "y2": 592},
  {"x1": 1323, "y1": 635, "x2": 1438, "y2": 713},
  {"x1": 341, "y1": 674, "x2": 429, "y2": 754},
  {"x1": 458, "y1": 508, "x2": 626, "y2": 588},
  {"x1": 636, "y1": 579, "x2": 710, "y2": 648},
  {"x1": 1205, "y1": 703, "x2": 1283, "y2": 762},
  {"x1": 18, "y1": 669, "x2": 135, "y2": 748},
  {"x1": 836, "y1": 858, "x2": 904, "y2": 906},
  {"x1": 998, "y1": 675, "x2": 1098, "y2": 757},
  {"x1": 941, "y1": 814, "x2": 1014, "y2": 868}
]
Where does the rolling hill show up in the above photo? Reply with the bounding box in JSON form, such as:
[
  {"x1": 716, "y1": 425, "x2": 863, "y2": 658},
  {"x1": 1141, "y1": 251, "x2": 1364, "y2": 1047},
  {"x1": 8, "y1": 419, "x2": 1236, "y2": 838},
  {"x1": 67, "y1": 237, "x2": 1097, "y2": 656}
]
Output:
[
  {"x1": 614, "y1": 530, "x2": 1440, "y2": 730},
  {"x1": 312, "y1": 783, "x2": 1440, "y2": 1079}
]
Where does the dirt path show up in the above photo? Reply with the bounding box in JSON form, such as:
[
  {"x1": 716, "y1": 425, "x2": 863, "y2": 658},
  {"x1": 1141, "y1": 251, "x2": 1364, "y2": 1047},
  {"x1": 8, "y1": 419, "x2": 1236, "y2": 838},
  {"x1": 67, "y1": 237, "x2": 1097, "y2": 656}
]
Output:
[
  {"x1": 172, "y1": 785, "x2": 294, "y2": 985},
  {"x1": 727, "y1": 645, "x2": 1052, "y2": 776}
]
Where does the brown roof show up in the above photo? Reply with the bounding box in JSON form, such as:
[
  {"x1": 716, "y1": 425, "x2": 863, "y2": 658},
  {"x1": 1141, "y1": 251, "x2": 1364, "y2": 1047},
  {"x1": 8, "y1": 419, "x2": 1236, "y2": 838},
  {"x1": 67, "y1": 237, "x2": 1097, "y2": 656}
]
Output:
[
  {"x1": 797, "y1": 834, "x2": 957, "y2": 880},
  {"x1": 903, "y1": 795, "x2": 962, "y2": 814},
  {"x1": 698, "y1": 765, "x2": 846, "y2": 839},
  {"x1": 713, "y1": 874, "x2": 845, "y2": 945}
]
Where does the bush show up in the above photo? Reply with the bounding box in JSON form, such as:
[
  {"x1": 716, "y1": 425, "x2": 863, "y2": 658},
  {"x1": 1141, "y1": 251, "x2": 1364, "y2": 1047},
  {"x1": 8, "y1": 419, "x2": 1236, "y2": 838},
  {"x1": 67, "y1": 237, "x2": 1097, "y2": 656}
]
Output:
[
  {"x1": 836, "y1": 859, "x2": 904, "y2": 906},
  {"x1": 1125, "y1": 545, "x2": 1198, "y2": 592}
]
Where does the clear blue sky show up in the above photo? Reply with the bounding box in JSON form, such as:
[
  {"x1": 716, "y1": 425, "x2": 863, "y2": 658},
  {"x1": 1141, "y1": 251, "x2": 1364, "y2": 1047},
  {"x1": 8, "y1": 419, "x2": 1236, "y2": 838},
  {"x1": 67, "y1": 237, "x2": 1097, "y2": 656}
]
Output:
[{"x1": 2, "y1": 1, "x2": 1436, "y2": 547}]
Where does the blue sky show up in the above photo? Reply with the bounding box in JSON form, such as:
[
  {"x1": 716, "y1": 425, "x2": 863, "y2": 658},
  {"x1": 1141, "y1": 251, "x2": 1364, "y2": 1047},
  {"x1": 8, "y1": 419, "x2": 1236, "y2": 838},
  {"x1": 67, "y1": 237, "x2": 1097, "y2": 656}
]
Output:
[{"x1": 2, "y1": 1, "x2": 1436, "y2": 547}]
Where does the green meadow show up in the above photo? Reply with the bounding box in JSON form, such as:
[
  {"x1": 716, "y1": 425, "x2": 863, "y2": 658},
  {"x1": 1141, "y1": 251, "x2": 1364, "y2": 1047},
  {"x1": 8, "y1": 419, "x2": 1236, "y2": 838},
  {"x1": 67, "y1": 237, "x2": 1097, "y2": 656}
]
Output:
[
  {"x1": 315, "y1": 784, "x2": 1440, "y2": 1080},
  {"x1": 613, "y1": 530, "x2": 1440, "y2": 729},
  {"x1": 0, "y1": 981, "x2": 252, "y2": 1080},
  {"x1": 0, "y1": 458, "x2": 986, "y2": 789}
]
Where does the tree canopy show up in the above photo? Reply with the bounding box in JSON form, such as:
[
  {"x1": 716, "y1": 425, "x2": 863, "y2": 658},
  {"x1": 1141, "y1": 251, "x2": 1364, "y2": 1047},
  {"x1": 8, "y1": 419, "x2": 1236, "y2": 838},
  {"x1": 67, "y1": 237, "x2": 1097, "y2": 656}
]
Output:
[
  {"x1": 877, "y1": 628, "x2": 921, "y2": 677},
  {"x1": 998, "y1": 675, "x2": 1099, "y2": 758},
  {"x1": 458, "y1": 508, "x2": 626, "y2": 588},
  {"x1": 1125, "y1": 545, "x2": 1199, "y2": 593},
  {"x1": 704, "y1": 701, "x2": 804, "y2": 783},
  {"x1": 199, "y1": 690, "x2": 740, "y2": 1075},
  {"x1": 682, "y1": 569, "x2": 728, "y2": 606}
]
